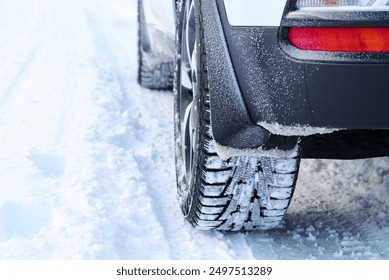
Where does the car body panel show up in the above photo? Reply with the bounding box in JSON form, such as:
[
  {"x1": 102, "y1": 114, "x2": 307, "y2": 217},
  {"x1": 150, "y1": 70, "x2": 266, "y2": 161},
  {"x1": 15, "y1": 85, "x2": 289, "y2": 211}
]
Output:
[
  {"x1": 142, "y1": 0, "x2": 175, "y2": 36},
  {"x1": 223, "y1": 0, "x2": 288, "y2": 26},
  {"x1": 141, "y1": 0, "x2": 175, "y2": 64}
]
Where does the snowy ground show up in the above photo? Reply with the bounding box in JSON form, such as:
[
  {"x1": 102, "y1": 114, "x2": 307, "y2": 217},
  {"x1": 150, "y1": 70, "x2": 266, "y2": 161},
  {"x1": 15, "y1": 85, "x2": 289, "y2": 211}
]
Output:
[{"x1": 0, "y1": 0, "x2": 388, "y2": 260}]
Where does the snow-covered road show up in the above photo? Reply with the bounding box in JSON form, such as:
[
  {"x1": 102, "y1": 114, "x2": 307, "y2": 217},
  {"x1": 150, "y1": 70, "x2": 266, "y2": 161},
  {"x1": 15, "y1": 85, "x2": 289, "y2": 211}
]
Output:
[{"x1": 0, "y1": 0, "x2": 388, "y2": 259}]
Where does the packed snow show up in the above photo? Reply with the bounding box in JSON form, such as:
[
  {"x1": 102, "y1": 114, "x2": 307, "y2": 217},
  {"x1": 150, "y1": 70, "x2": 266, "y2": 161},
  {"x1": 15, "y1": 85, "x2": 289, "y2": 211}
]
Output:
[
  {"x1": 257, "y1": 121, "x2": 341, "y2": 136},
  {"x1": 0, "y1": 0, "x2": 388, "y2": 260}
]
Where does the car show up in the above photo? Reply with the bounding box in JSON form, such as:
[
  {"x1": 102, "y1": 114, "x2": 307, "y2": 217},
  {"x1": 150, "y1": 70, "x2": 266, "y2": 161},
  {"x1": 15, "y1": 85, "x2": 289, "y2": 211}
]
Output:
[{"x1": 137, "y1": 0, "x2": 389, "y2": 231}]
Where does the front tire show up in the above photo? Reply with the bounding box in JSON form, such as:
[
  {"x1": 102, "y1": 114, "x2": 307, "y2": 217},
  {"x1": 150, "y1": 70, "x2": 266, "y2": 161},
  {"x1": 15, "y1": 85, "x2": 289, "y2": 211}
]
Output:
[
  {"x1": 137, "y1": 0, "x2": 174, "y2": 90},
  {"x1": 174, "y1": 0, "x2": 301, "y2": 231}
]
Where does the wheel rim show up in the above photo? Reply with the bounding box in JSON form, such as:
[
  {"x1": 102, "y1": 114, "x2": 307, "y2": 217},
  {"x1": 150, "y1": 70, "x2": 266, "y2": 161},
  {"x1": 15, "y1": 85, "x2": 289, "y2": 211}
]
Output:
[{"x1": 179, "y1": 1, "x2": 198, "y2": 184}]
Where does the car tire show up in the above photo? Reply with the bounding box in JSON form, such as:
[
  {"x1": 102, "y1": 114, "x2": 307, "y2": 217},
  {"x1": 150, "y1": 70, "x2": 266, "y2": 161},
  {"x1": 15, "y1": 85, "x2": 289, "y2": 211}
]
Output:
[
  {"x1": 137, "y1": 0, "x2": 174, "y2": 90},
  {"x1": 174, "y1": 0, "x2": 301, "y2": 231}
]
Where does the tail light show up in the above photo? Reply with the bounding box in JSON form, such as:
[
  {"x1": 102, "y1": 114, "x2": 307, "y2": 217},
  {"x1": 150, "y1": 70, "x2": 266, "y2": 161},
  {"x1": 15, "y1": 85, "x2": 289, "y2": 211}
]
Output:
[
  {"x1": 287, "y1": 0, "x2": 389, "y2": 52},
  {"x1": 289, "y1": 27, "x2": 389, "y2": 52}
]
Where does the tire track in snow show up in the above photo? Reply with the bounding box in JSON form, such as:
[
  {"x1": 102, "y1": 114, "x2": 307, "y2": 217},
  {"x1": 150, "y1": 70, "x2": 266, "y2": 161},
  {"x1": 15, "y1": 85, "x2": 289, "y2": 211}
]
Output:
[
  {"x1": 81, "y1": 8, "x2": 187, "y2": 256},
  {"x1": 72, "y1": 2, "x2": 176, "y2": 258},
  {"x1": 0, "y1": 2, "x2": 48, "y2": 110}
]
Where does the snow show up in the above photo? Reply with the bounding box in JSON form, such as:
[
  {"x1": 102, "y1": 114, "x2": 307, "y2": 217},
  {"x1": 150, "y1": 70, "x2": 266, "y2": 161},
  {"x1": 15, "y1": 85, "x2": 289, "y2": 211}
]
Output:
[
  {"x1": 257, "y1": 121, "x2": 341, "y2": 137},
  {"x1": 0, "y1": 0, "x2": 388, "y2": 260},
  {"x1": 214, "y1": 140, "x2": 299, "y2": 161}
]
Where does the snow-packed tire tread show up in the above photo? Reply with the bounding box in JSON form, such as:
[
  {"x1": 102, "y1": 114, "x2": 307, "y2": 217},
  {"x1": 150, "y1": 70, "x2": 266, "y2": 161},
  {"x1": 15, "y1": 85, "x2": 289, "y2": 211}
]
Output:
[{"x1": 182, "y1": 1, "x2": 301, "y2": 231}]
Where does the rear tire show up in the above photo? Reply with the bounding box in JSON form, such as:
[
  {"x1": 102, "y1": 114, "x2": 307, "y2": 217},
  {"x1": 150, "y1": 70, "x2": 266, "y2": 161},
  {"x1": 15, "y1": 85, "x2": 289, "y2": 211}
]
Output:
[
  {"x1": 174, "y1": 0, "x2": 301, "y2": 231},
  {"x1": 137, "y1": 0, "x2": 173, "y2": 90}
]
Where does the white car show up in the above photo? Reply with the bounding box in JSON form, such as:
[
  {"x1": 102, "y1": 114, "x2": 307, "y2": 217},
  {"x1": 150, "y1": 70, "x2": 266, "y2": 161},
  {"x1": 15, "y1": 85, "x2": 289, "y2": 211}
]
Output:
[{"x1": 138, "y1": 0, "x2": 389, "y2": 231}]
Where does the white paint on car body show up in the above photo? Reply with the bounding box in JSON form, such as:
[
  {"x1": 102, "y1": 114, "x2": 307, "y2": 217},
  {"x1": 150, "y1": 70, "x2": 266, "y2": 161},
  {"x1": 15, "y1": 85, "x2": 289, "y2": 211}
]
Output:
[{"x1": 223, "y1": 0, "x2": 288, "y2": 27}]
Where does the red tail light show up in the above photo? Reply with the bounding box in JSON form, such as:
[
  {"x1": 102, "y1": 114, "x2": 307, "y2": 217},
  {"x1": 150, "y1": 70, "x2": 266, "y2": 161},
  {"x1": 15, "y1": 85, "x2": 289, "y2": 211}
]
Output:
[{"x1": 288, "y1": 27, "x2": 389, "y2": 52}]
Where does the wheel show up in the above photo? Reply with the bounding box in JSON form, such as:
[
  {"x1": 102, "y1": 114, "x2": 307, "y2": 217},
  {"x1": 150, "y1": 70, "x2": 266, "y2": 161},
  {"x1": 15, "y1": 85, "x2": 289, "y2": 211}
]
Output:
[
  {"x1": 137, "y1": 0, "x2": 174, "y2": 90},
  {"x1": 174, "y1": 0, "x2": 301, "y2": 231}
]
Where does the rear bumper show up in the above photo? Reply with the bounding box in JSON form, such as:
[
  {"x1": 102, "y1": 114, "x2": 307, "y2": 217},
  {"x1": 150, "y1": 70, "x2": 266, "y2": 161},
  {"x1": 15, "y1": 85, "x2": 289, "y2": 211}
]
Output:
[
  {"x1": 218, "y1": 3, "x2": 389, "y2": 132},
  {"x1": 201, "y1": 0, "x2": 389, "y2": 158}
]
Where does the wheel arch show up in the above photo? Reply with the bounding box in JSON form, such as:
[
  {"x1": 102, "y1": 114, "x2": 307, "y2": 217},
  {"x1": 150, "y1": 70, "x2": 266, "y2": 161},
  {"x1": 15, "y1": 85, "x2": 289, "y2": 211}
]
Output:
[{"x1": 197, "y1": 0, "x2": 298, "y2": 156}]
